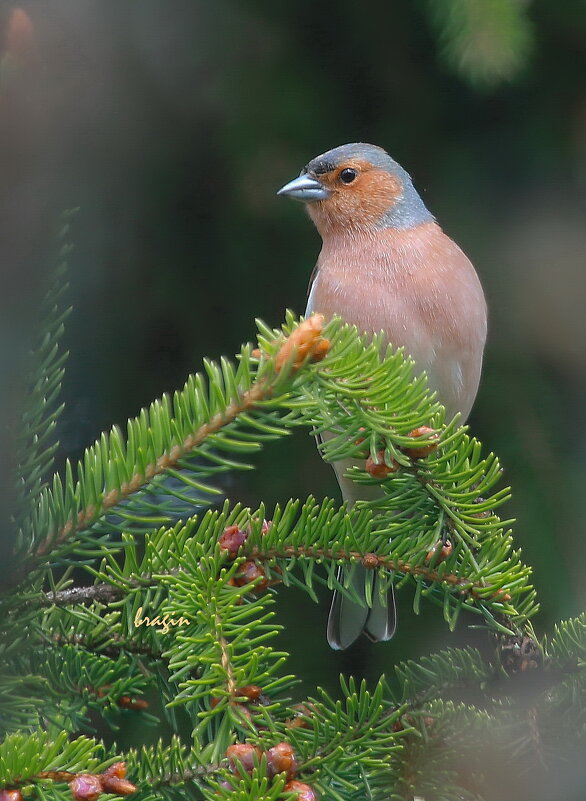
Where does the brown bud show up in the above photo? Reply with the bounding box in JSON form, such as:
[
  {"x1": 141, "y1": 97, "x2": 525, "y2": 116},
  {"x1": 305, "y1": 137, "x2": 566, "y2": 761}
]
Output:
[
  {"x1": 283, "y1": 781, "x2": 317, "y2": 801},
  {"x1": 101, "y1": 764, "x2": 126, "y2": 781},
  {"x1": 365, "y1": 451, "x2": 399, "y2": 478},
  {"x1": 69, "y1": 775, "x2": 102, "y2": 801},
  {"x1": 266, "y1": 743, "x2": 297, "y2": 780},
  {"x1": 99, "y1": 777, "x2": 136, "y2": 796},
  {"x1": 403, "y1": 427, "x2": 438, "y2": 459},
  {"x1": 309, "y1": 338, "x2": 330, "y2": 362},
  {"x1": 425, "y1": 538, "x2": 453, "y2": 564},
  {"x1": 285, "y1": 702, "x2": 314, "y2": 729},
  {"x1": 0, "y1": 790, "x2": 24, "y2": 801},
  {"x1": 246, "y1": 518, "x2": 272, "y2": 536},
  {"x1": 117, "y1": 695, "x2": 148, "y2": 710},
  {"x1": 361, "y1": 553, "x2": 379, "y2": 569},
  {"x1": 286, "y1": 717, "x2": 307, "y2": 730},
  {"x1": 226, "y1": 743, "x2": 262, "y2": 774},
  {"x1": 236, "y1": 684, "x2": 262, "y2": 702},
  {"x1": 219, "y1": 525, "x2": 248, "y2": 558},
  {"x1": 260, "y1": 519, "x2": 272, "y2": 535},
  {"x1": 275, "y1": 315, "x2": 327, "y2": 371},
  {"x1": 392, "y1": 719, "x2": 404, "y2": 732},
  {"x1": 354, "y1": 427, "x2": 366, "y2": 445},
  {"x1": 234, "y1": 561, "x2": 268, "y2": 593}
]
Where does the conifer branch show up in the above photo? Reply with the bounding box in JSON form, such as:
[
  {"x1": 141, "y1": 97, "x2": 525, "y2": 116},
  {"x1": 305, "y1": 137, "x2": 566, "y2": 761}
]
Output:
[
  {"x1": 34, "y1": 381, "x2": 269, "y2": 557},
  {"x1": 37, "y1": 543, "x2": 509, "y2": 612},
  {"x1": 11, "y1": 315, "x2": 329, "y2": 587},
  {"x1": 4, "y1": 304, "x2": 581, "y2": 800},
  {"x1": 41, "y1": 583, "x2": 130, "y2": 606},
  {"x1": 248, "y1": 544, "x2": 513, "y2": 606},
  {"x1": 14, "y1": 210, "x2": 76, "y2": 542},
  {"x1": 51, "y1": 631, "x2": 162, "y2": 660}
]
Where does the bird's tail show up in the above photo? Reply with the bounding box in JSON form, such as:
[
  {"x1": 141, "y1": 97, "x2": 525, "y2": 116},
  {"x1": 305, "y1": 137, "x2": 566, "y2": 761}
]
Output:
[{"x1": 327, "y1": 563, "x2": 396, "y2": 650}]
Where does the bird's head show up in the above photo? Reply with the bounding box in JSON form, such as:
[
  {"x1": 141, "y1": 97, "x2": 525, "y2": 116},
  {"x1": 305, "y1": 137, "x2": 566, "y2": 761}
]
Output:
[{"x1": 277, "y1": 143, "x2": 433, "y2": 236}]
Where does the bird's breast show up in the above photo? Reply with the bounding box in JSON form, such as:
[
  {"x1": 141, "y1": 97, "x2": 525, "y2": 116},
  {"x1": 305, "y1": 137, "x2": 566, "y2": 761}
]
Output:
[{"x1": 305, "y1": 222, "x2": 487, "y2": 420}]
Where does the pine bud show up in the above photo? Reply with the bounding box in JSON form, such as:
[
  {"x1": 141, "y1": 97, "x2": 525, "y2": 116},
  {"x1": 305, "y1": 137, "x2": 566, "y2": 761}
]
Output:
[
  {"x1": 275, "y1": 314, "x2": 328, "y2": 371},
  {"x1": 69, "y1": 775, "x2": 102, "y2": 801},
  {"x1": 100, "y1": 763, "x2": 136, "y2": 795},
  {"x1": 308, "y1": 338, "x2": 330, "y2": 362},
  {"x1": 354, "y1": 427, "x2": 366, "y2": 445},
  {"x1": 236, "y1": 684, "x2": 263, "y2": 702},
  {"x1": 365, "y1": 451, "x2": 399, "y2": 478},
  {"x1": 100, "y1": 778, "x2": 136, "y2": 796},
  {"x1": 283, "y1": 781, "x2": 317, "y2": 801},
  {"x1": 425, "y1": 538, "x2": 453, "y2": 564},
  {"x1": 403, "y1": 427, "x2": 438, "y2": 459},
  {"x1": 117, "y1": 695, "x2": 148, "y2": 710},
  {"x1": 260, "y1": 519, "x2": 272, "y2": 535},
  {"x1": 101, "y1": 764, "x2": 127, "y2": 781},
  {"x1": 226, "y1": 744, "x2": 262, "y2": 774},
  {"x1": 234, "y1": 560, "x2": 268, "y2": 593},
  {"x1": 361, "y1": 553, "x2": 379, "y2": 569},
  {"x1": 219, "y1": 525, "x2": 248, "y2": 558},
  {"x1": 246, "y1": 518, "x2": 272, "y2": 536},
  {"x1": 0, "y1": 790, "x2": 24, "y2": 801},
  {"x1": 286, "y1": 702, "x2": 314, "y2": 729},
  {"x1": 266, "y1": 743, "x2": 297, "y2": 779}
]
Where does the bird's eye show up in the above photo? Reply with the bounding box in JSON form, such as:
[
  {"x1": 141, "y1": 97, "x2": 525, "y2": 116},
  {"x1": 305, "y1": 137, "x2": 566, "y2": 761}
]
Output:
[{"x1": 339, "y1": 167, "x2": 357, "y2": 184}]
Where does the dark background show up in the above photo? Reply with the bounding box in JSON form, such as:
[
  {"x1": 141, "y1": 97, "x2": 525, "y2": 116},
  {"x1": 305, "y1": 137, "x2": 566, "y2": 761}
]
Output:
[{"x1": 0, "y1": 0, "x2": 585, "y2": 719}]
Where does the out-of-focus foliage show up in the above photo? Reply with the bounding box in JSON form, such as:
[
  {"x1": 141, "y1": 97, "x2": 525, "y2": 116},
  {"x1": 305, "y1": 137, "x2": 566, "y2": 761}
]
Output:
[{"x1": 426, "y1": 0, "x2": 534, "y2": 86}]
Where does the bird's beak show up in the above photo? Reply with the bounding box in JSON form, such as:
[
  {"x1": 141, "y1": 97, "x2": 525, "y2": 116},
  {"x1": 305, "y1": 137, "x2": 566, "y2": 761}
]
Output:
[{"x1": 277, "y1": 174, "x2": 330, "y2": 202}]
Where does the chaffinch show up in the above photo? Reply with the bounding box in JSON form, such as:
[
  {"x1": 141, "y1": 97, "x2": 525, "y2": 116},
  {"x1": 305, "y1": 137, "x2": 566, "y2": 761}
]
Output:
[{"x1": 278, "y1": 143, "x2": 487, "y2": 649}]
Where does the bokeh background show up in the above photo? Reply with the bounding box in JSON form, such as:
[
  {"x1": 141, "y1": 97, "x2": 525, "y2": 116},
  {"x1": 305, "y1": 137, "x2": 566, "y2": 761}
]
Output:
[{"x1": 1, "y1": 0, "x2": 585, "y2": 745}]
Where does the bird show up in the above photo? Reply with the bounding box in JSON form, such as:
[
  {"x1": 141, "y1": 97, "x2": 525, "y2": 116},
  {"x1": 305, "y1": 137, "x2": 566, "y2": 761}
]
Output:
[{"x1": 277, "y1": 142, "x2": 487, "y2": 650}]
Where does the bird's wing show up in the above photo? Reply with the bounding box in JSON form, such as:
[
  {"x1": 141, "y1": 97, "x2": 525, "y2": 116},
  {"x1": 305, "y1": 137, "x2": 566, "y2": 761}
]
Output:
[{"x1": 306, "y1": 261, "x2": 319, "y2": 310}]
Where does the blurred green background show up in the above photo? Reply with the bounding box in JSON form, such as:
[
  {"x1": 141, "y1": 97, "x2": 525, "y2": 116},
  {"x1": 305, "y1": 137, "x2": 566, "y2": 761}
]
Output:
[{"x1": 1, "y1": 0, "x2": 585, "y2": 726}]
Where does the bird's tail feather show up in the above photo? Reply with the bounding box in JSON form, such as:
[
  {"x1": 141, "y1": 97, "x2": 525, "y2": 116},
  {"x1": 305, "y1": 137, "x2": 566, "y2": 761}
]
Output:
[{"x1": 327, "y1": 564, "x2": 396, "y2": 650}]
